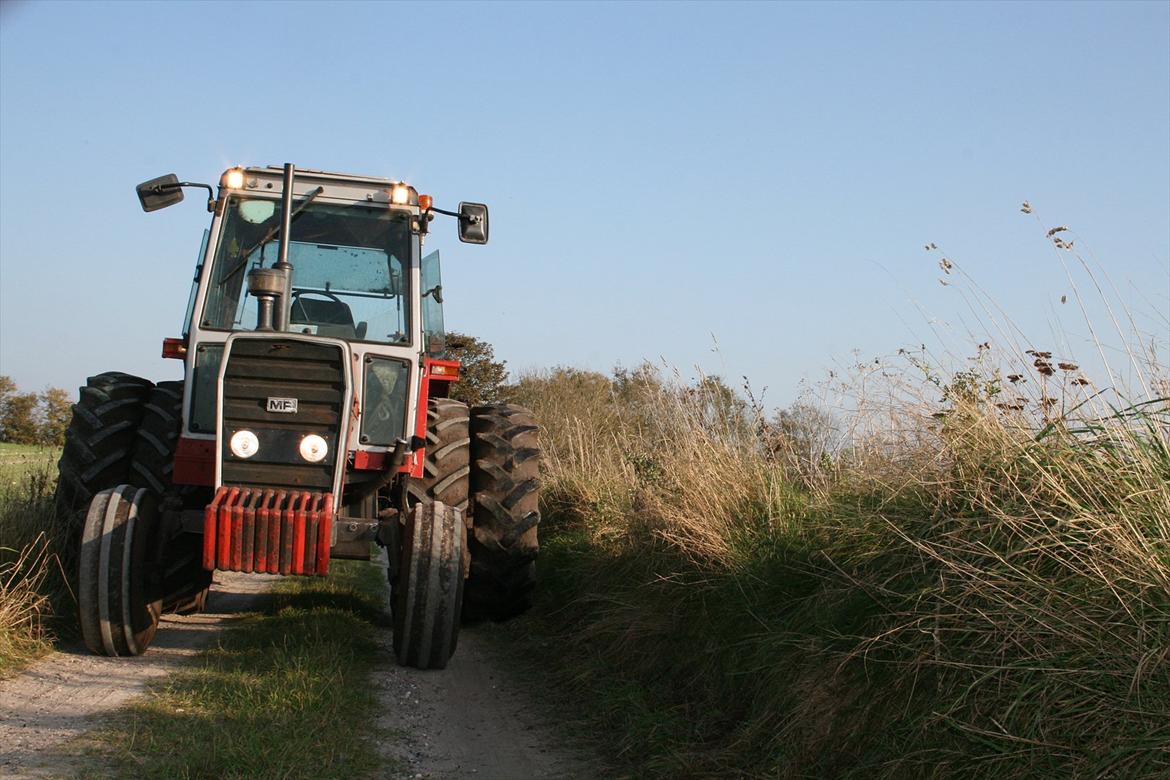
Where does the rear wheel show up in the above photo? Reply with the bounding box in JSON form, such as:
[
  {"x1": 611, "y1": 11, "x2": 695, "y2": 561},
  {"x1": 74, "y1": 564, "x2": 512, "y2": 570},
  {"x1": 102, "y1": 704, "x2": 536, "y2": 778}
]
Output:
[
  {"x1": 393, "y1": 501, "x2": 465, "y2": 670},
  {"x1": 55, "y1": 372, "x2": 153, "y2": 577},
  {"x1": 78, "y1": 485, "x2": 163, "y2": 656},
  {"x1": 464, "y1": 404, "x2": 541, "y2": 622},
  {"x1": 128, "y1": 381, "x2": 212, "y2": 615},
  {"x1": 406, "y1": 398, "x2": 470, "y2": 511}
]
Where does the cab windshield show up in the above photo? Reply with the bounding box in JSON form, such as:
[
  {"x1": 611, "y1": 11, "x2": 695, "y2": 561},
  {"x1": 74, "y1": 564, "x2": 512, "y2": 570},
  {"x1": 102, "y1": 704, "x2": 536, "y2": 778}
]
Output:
[{"x1": 201, "y1": 196, "x2": 413, "y2": 343}]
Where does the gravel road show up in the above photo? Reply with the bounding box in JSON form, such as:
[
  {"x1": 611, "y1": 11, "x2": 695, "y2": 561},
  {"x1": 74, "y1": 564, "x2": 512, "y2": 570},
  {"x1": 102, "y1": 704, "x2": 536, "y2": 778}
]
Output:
[
  {"x1": 0, "y1": 572, "x2": 275, "y2": 778},
  {"x1": 0, "y1": 566, "x2": 598, "y2": 779}
]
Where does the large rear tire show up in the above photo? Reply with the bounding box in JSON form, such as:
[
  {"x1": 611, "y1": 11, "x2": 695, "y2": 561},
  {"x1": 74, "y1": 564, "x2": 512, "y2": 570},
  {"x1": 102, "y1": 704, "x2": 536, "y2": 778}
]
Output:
[
  {"x1": 55, "y1": 372, "x2": 153, "y2": 577},
  {"x1": 393, "y1": 501, "x2": 465, "y2": 670},
  {"x1": 464, "y1": 404, "x2": 541, "y2": 622},
  {"x1": 78, "y1": 485, "x2": 163, "y2": 656},
  {"x1": 128, "y1": 381, "x2": 212, "y2": 615},
  {"x1": 405, "y1": 398, "x2": 470, "y2": 512}
]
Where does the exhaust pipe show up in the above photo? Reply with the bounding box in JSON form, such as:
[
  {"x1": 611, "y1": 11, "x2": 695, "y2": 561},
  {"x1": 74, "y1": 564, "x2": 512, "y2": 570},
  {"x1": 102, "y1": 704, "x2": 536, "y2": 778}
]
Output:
[{"x1": 274, "y1": 163, "x2": 296, "y2": 331}]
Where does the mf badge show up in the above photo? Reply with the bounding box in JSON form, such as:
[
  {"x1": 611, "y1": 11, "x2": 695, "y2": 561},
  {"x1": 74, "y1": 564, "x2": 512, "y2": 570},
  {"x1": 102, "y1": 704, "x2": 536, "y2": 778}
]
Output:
[{"x1": 267, "y1": 397, "x2": 298, "y2": 414}]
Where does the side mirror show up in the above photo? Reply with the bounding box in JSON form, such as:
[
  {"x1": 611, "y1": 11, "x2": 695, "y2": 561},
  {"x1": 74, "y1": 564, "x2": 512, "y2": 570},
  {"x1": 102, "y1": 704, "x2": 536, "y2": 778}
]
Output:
[
  {"x1": 457, "y1": 202, "x2": 489, "y2": 244},
  {"x1": 136, "y1": 173, "x2": 184, "y2": 212}
]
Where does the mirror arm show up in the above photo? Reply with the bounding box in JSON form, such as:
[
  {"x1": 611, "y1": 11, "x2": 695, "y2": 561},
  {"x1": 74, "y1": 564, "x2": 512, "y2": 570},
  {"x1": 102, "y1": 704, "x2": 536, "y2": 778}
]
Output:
[
  {"x1": 153, "y1": 181, "x2": 215, "y2": 211},
  {"x1": 428, "y1": 205, "x2": 483, "y2": 226}
]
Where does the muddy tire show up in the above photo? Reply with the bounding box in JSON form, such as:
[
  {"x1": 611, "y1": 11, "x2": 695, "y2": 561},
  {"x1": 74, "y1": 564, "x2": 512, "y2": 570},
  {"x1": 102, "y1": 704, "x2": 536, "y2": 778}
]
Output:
[
  {"x1": 393, "y1": 501, "x2": 465, "y2": 670},
  {"x1": 55, "y1": 372, "x2": 153, "y2": 576},
  {"x1": 128, "y1": 381, "x2": 212, "y2": 615},
  {"x1": 406, "y1": 398, "x2": 470, "y2": 512},
  {"x1": 464, "y1": 404, "x2": 540, "y2": 622},
  {"x1": 78, "y1": 485, "x2": 164, "y2": 656}
]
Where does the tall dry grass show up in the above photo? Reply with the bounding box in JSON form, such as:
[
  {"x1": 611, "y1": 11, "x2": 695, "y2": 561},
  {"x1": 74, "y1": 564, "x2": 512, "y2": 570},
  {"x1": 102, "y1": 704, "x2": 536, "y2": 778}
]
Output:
[
  {"x1": 0, "y1": 466, "x2": 60, "y2": 674},
  {"x1": 507, "y1": 222, "x2": 1169, "y2": 777}
]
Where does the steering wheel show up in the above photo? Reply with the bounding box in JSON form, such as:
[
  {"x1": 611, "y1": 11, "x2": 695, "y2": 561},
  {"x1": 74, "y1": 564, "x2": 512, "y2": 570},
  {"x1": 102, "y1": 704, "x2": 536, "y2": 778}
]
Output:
[{"x1": 290, "y1": 289, "x2": 345, "y2": 324}]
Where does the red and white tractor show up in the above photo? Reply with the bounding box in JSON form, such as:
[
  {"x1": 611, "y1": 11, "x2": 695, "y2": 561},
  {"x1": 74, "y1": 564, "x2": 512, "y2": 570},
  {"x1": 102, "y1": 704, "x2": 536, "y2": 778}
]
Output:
[{"x1": 54, "y1": 164, "x2": 540, "y2": 669}]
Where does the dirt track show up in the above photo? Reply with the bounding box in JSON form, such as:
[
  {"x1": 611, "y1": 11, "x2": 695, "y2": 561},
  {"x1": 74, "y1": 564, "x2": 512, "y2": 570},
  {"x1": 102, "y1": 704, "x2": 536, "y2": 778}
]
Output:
[
  {"x1": 0, "y1": 566, "x2": 596, "y2": 779},
  {"x1": 0, "y1": 572, "x2": 275, "y2": 778},
  {"x1": 372, "y1": 572, "x2": 595, "y2": 780}
]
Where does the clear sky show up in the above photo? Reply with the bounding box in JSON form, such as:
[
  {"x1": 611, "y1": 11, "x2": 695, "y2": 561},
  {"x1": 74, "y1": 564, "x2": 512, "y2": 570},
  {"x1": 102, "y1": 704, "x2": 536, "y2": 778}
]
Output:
[{"x1": 1, "y1": 0, "x2": 1167, "y2": 408}]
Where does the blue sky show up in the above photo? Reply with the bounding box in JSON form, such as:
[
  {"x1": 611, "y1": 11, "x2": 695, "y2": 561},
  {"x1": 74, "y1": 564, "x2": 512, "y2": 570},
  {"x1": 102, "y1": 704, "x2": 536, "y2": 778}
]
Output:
[{"x1": 1, "y1": 0, "x2": 1167, "y2": 408}]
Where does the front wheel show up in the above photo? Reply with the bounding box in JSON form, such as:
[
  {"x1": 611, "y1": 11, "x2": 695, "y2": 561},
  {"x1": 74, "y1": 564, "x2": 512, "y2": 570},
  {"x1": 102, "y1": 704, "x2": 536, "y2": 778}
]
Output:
[
  {"x1": 392, "y1": 501, "x2": 465, "y2": 670},
  {"x1": 78, "y1": 485, "x2": 164, "y2": 656}
]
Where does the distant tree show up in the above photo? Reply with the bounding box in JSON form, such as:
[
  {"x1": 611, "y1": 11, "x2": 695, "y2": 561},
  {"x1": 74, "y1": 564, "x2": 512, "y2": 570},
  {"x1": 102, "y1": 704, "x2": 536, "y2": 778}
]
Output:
[
  {"x1": 444, "y1": 331, "x2": 508, "y2": 407},
  {"x1": 39, "y1": 387, "x2": 73, "y2": 447},
  {"x1": 0, "y1": 375, "x2": 15, "y2": 421},
  {"x1": 1, "y1": 391, "x2": 41, "y2": 445},
  {"x1": 0, "y1": 377, "x2": 73, "y2": 446}
]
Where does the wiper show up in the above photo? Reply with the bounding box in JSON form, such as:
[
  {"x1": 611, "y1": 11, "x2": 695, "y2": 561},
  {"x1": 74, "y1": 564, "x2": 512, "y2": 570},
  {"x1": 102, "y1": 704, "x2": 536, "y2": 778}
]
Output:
[{"x1": 219, "y1": 186, "x2": 325, "y2": 286}]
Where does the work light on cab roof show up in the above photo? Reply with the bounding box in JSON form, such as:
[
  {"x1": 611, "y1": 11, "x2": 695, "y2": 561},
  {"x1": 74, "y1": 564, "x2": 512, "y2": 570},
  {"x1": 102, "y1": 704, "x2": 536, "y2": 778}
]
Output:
[
  {"x1": 221, "y1": 167, "x2": 245, "y2": 190},
  {"x1": 58, "y1": 162, "x2": 541, "y2": 671}
]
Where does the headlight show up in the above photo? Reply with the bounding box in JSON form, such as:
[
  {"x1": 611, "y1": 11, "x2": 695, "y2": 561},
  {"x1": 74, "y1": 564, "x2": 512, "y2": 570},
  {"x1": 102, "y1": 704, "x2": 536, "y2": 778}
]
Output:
[
  {"x1": 229, "y1": 430, "x2": 259, "y2": 458},
  {"x1": 299, "y1": 434, "x2": 328, "y2": 463}
]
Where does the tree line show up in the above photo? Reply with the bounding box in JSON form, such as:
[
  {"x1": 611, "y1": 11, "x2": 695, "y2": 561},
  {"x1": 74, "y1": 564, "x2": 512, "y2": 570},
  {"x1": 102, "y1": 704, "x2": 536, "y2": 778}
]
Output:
[{"x1": 0, "y1": 376, "x2": 73, "y2": 447}]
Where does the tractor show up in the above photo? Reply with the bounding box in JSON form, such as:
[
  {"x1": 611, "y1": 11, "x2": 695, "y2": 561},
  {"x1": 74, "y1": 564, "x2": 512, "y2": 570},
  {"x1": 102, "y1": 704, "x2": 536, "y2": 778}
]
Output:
[{"x1": 54, "y1": 164, "x2": 540, "y2": 669}]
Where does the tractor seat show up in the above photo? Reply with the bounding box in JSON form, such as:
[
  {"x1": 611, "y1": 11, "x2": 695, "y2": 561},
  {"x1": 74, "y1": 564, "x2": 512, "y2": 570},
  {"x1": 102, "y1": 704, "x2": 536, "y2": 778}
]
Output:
[{"x1": 290, "y1": 296, "x2": 356, "y2": 339}]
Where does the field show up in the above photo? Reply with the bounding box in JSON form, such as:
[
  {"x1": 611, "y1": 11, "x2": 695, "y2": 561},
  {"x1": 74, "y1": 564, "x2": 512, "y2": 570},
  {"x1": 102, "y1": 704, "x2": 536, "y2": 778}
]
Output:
[{"x1": 0, "y1": 442, "x2": 58, "y2": 482}]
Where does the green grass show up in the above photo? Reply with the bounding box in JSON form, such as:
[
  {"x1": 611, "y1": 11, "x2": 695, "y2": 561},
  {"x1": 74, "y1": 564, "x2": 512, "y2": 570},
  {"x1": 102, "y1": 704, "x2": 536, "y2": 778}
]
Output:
[
  {"x1": 0, "y1": 441, "x2": 59, "y2": 483},
  {"x1": 77, "y1": 558, "x2": 394, "y2": 780}
]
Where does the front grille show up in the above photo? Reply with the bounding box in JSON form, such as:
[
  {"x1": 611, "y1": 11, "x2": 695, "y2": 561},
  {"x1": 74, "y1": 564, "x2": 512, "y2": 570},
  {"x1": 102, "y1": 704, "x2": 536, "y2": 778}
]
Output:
[{"x1": 220, "y1": 338, "x2": 346, "y2": 492}]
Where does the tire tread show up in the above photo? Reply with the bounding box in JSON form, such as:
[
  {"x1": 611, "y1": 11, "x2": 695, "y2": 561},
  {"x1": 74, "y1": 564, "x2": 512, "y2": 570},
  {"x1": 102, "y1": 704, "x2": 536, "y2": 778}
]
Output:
[{"x1": 465, "y1": 403, "x2": 541, "y2": 622}]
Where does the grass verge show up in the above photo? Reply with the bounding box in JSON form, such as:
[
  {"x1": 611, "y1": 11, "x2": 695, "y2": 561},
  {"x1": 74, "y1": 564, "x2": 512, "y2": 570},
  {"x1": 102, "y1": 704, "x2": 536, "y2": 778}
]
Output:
[
  {"x1": 0, "y1": 445, "x2": 62, "y2": 676},
  {"x1": 503, "y1": 341, "x2": 1169, "y2": 777},
  {"x1": 82, "y1": 559, "x2": 393, "y2": 780}
]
